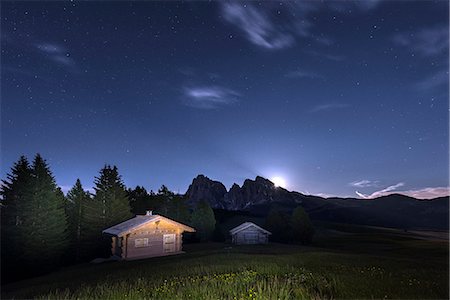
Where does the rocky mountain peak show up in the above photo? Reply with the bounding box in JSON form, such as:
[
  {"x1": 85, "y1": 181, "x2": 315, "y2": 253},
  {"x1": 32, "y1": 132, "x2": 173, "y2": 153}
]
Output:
[
  {"x1": 185, "y1": 174, "x2": 227, "y2": 209},
  {"x1": 185, "y1": 174, "x2": 297, "y2": 211}
]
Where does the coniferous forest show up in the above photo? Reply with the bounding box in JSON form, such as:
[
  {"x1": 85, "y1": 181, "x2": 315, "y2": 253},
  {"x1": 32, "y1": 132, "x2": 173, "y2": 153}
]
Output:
[{"x1": 1, "y1": 154, "x2": 315, "y2": 284}]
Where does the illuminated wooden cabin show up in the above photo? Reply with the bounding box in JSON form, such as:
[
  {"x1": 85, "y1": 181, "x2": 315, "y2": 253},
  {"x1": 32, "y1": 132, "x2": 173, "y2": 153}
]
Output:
[
  {"x1": 229, "y1": 222, "x2": 271, "y2": 245},
  {"x1": 102, "y1": 211, "x2": 195, "y2": 260}
]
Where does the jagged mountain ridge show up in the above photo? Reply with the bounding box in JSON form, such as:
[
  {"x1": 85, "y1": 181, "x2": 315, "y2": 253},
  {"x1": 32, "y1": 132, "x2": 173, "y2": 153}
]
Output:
[
  {"x1": 185, "y1": 175, "x2": 449, "y2": 230},
  {"x1": 186, "y1": 175, "x2": 301, "y2": 210}
]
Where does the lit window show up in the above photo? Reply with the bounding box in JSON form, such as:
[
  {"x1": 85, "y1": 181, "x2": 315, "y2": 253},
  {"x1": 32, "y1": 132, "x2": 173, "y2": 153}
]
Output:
[{"x1": 135, "y1": 238, "x2": 149, "y2": 248}]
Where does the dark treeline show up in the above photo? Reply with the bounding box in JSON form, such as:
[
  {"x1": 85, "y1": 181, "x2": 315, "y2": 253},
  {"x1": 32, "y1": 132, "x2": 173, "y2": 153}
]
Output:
[
  {"x1": 1, "y1": 154, "x2": 314, "y2": 284},
  {"x1": 1, "y1": 154, "x2": 216, "y2": 283},
  {"x1": 265, "y1": 207, "x2": 315, "y2": 244}
]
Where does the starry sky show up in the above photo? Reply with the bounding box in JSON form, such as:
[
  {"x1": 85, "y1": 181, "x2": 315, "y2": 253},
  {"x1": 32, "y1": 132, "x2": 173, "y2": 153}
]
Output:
[{"x1": 2, "y1": 1, "x2": 449, "y2": 199}]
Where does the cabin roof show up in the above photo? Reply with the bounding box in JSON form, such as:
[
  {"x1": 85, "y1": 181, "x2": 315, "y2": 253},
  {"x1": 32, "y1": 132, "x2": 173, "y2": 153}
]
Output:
[
  {"x1": 102, "y1": 214, "x2": 195, "y2": 237},
  {"x1": 229, "y1": 222, "x2": 272, "y2": 235}
]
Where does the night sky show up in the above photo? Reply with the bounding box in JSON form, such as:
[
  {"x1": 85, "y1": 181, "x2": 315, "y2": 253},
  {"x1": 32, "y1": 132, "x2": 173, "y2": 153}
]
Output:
[{"x1": 2, "y1": 1, "x2": 449, "y2": 199}]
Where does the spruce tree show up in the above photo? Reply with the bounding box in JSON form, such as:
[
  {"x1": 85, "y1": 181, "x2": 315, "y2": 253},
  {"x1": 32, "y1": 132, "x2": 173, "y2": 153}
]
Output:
[
  {"x1": 0, "y1": 156, "x2": 33, "y2": 282},
  {"x1": 265, "y1": 208, "x2": 291, "y2": 242},
  {"x1": 191, "y1": 200, "x2": 216, "y2": 242},
  {"x1": 18, "y1": 154, "x2": 69, "y2": 269},
  {"x1": 84, "y1": 165, "x2": 131, "y2": 257},
  {"x1": 291, "y1": 206, "x2": 315, "y2": 244},
  {"x1": 156, "y1": 185, "x2": 174, "y2": 216},
  {"x1": 66, "y1": 179, "x2": 91, "y2": 261},
  {"x1": 128, "y1": 185, "x2": 151, "y2": 215}
]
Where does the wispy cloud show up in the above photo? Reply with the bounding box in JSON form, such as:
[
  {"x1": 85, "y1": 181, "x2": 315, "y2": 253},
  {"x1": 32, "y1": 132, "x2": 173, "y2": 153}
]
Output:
[
  {"x1": 398, "y1": 187, "x2": 450, "y2": 199},
  {"x1": 221, "y1": 1, "x2": 379, "y2": 51},
  {"x1": 36, "y1": 42, "x2": 75, "y2": 67},
  {"x1": 393, "y1": 25, "x2": 449, "y2": 57},
  {"x1": 285, "y1": 70, "x2": 324, "y2": 79},
  {"x1": 416, "y1": 70, "x2": 449, "y2": 91},
  {"x1": 356, "y1": 183, "x2": 449, "y2": 199},
  {"x1": 354, "y1": 0, "x2": 383, "y2": 11},
  {"x1": 221, "y1": 2, "x2": 294, "y2": 50},
  {"x1": 350, "y1": 180, "x2": 379, "y2": 188},
  {"x1": 183, "y1": 86, "x2": 240, "y2": 109},
  {"x1": 356, "y1": 182, "x2": 404, "y2": 199},
  {"x1": 326, "y1": 0, "x2": 383, "y2": 12},
  {"x1": 304, "y1": 50, "x2": 345, "y2": 61},
  {"x1": 309, "y1": 103, "x2": 349, "y2": 113}
]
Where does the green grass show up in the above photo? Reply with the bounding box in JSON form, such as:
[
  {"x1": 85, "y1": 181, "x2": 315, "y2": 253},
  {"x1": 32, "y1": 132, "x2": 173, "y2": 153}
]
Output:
[{"x1": 2, "y1": 224, "x2": 448, "y2": 299}]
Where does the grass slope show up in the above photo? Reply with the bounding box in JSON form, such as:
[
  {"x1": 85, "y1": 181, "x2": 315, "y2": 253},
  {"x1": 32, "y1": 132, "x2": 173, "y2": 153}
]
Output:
[{"x1": 2, "y1": 223, "x2": 448, "y2": 299}]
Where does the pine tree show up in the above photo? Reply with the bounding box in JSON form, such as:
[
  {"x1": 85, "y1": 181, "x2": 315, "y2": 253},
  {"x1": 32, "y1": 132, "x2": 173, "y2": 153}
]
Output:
[
  {"x1": 166, "y1": 194, "x2": 191, "y2": 224},
  {"x1": 265, "y1": 208, "x2": 291, "y2": 242},
  {"x1": 128, "y1": 185, "x2": 152, "y2": 215},
  {"x1": 0, "y1": 156, "x2": 33, "y2": 282},
  {"x1": 66, "y1": 179, "x2": 91, "y2": 261},
  {"x1": 84, "y1": 165, "x2": 132, "y2": 257},
  {"x1": 191, "y1": 200, "x2": 216, "y2": 242},
  {"x1": 291, "y1": 206, "x2": 315, "y2": 245},
  {"x1": 156, "y1": 185, "x2": 174, "y2": 216},
  {"x1": 18, "y1": 154, "x2": 69, "y2": 269}
]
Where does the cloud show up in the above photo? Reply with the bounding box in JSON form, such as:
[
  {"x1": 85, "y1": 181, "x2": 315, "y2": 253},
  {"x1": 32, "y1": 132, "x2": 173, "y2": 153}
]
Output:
[
  {"x1": 36, "y1": 42, "x2": 75, "y2": 67},
  {"x1": 356, "y1": 182, "x2": 405, "y2": 199},
  {"x1": 416, "y1": 70, "x2": 449, "y2": 91},
  {"x1": 350, "y1": 180, "x2": 379, "y2": 188},
  {"x1": 326, "y1": 0, "x2": 383, "y2": 12},
  {"x1": 309, "y1": 103, "x2": 349, "y2": 113},
  {"x1": 221, "y1": 1, "x2": 379, "y2": 51},
  {"x1": 285, "y1": 70, "x2": 324, "y2": 79},
  {"x1": 304, "y1": 50, "x2": 345, "y2": 61},
  {"x1": 356, "y1": 183, "x2": 449, "y2": 199},
  {"x1": 398, "y1": 187, "x2": 450, "y2": 199},
  {"x1": 221, "y1": 2, "x2": 294, "y2": 50},
  {"x1": 393, "y1": 25, "x2": 449, "y2": 57},
  {"x1": 354, "y1": 0, "x2": 383, "y2": 11},
  {"x1": 183, "y1": 86, "x2": 240, "y2": 109}
]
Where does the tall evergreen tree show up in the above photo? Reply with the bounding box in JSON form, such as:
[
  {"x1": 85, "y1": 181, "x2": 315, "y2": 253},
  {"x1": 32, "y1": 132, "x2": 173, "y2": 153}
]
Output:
[
  {"x1": 128, "y1": 185, "x2": 152, "y2": 215},
  {"x1": 66, "y1": 179, "x2": 91, "y2": 261},
  {"x1": 290, "y1": 206, "x2": 315, "y2": 245},
  {"x1": 155, "y1": 185, "x2": 174, "y2": 216},
  {"x1": 84, "y1": 165, "x2": 131, "y2": 257},
  {"x1": 0, "y1": 156, "x2": 33, "y2": 282},
  {"x1": 265, "y1": 208, "x2": 291, "y2": 242},
  {"x1": 166, "y1": 194, "x2": 191, "y2": 224},
  {"x1": 18, "y1": 154, "x2": 69, "y2": 269},
  {"x1": 191, "y1": 200, "x2": 216, "y2": 242}
]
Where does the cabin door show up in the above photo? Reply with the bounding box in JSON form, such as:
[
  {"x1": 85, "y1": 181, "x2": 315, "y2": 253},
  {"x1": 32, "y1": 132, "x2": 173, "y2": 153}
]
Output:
[
  {"x1": 163, "y1": 234, "x2": 176, "y2": 253},
  {"x1": 244, "y1": 233, "x2": 258, "y2": 244}
]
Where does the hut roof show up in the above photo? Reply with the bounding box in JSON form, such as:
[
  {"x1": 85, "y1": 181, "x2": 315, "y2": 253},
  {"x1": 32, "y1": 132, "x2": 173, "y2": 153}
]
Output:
[
  {"x1": 102, "y1": 214, "x2": 195, "y2": 237},
  {"x1": 229, "y1": 222, "x2": 272, "y2": 235}
]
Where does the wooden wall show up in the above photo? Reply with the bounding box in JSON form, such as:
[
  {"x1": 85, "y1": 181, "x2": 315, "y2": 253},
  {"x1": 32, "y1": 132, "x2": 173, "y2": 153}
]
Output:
[
  {"x1": 232, "y1": 226, "x2": 269, "y2": 244},
  {"x1": 120, "y1": 219, "x2": 184, "y2": 260}
]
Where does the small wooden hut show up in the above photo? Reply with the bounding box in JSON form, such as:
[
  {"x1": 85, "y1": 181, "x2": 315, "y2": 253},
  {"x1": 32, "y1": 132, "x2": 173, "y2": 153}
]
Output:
[
  {"x1": 229, "y1": 222, "x2": 271, "y2": 245},
  {"x1": 102, "y1": 211, "x2": 195, "y2": 260}
]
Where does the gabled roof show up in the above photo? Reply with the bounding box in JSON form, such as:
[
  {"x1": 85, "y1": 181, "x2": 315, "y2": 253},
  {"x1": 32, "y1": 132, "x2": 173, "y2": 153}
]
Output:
[
  {"x1": 102, "y1": 214, "x2": 195, "y2": 237},
  {"x1": 229, "y1": 222, "x2": 272, "y2": 235}
]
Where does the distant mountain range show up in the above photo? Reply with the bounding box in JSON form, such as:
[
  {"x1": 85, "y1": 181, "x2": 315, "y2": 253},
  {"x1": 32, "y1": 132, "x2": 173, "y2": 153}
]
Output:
[{"x1": 185, "y1": 175, "x2": 449, "y2": 230}]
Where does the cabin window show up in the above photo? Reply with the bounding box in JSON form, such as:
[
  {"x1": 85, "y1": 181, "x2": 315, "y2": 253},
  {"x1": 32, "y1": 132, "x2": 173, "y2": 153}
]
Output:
[{"x1": 134, "y1": 238, "x2": 149, "y2": 248}]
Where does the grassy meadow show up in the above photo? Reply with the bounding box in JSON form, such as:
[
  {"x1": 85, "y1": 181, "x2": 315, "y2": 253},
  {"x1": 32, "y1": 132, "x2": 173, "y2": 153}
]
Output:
[{"x1": 2, "y1": 223, "x2": 448, "y2": 299}]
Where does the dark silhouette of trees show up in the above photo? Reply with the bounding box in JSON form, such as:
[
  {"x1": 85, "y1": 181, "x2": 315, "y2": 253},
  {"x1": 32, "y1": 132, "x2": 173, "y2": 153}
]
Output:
[
  {"x1": 265, "y1": 208, "x2": 291, "y2": 242},
  {"x1": 1, "y1": 156, "x2": 33, "y2": 282},
  {"x1": 1, "y1": 154, "x2": 69, "y2": 282},
  {"x1": 191, "y1": 200, "x2": 216, "y2": 241},
  {"x1": 83, "y1": 165, "x2": 132, "y2": 257},
  {"x1": 128, "y1": 185, "x2": 154, "y2": 215},
  {"x1": 66, "y1": 179, "x2": 91, "y2": 261},
  {"x1": 291, "y1": 206, "x2": 315, "y2": 244},
  {"x1": 21, "y1": 154, "x2": 69, "y2": 268}
]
